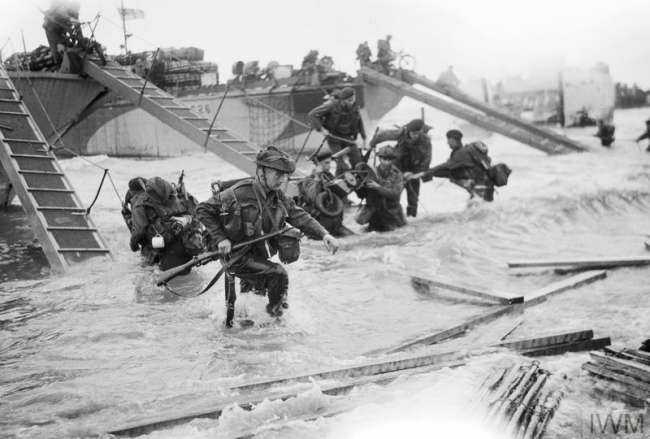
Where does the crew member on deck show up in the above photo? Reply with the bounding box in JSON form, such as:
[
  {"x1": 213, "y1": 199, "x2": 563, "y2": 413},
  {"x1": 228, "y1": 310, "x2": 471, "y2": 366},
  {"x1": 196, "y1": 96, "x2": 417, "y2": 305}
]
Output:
[{"x1": 42, "y1": 0, "x2": 81, "y2": 65}]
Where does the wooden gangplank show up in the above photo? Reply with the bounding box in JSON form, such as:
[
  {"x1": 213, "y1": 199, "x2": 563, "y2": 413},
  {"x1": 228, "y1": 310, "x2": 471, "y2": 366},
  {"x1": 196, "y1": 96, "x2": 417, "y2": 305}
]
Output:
[
  {"x1": 402, "y1": 70, "x2": 587, "y2": 153},
  {"x1": 359, "y1": 67, "x2": 585, "y2": 154},
  {"x1": 0, "y1": 64, "x2": 110, "y2": 272},
  {"x1": 82, "y1": 60, "x2": 259, "y2": 175}
]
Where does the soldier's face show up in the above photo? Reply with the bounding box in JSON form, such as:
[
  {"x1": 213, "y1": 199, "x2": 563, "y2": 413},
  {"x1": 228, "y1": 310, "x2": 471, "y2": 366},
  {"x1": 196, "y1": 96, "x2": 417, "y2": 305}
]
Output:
[
  {"x1": 318, "y1": 158, "x2": 332, "y2": 171},
  {"x1": 343, "y1": 96, "x2": 355, "y2": 107},
  {"x1": 378, "y1": 156, "x2": 393, "y2": 170},
  {"x1": 262, "y1": 168, "x2": 289, "y2": 191},
  {"x1": 447, "y1": 137, "x2": 462, "y2": 149}
]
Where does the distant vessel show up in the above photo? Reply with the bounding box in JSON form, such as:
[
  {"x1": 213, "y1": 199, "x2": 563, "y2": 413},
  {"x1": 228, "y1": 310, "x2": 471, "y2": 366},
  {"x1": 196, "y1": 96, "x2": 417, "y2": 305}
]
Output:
[
  {"x1": 463, "y1": 63, "x2": 616, "y2": 127},
  {"x1": 6, "y1": 49, "x2": 403, "y2": 157}
]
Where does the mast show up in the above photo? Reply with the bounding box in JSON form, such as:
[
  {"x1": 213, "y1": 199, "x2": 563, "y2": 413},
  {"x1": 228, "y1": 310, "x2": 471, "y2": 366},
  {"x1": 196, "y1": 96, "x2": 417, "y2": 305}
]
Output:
[{"x1": 120, "y1": 0, "x2": 128, "y2": 54}]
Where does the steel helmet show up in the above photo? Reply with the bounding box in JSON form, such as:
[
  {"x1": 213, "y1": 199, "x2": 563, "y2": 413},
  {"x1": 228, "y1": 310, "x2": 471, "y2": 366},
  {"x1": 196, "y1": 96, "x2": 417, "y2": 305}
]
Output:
[
  {"x1": 256, "y1": 146, "x2": 296, "y2": 173},
  {"x1": 376, "y1": 145, "x2": 397, "y2": 158}
]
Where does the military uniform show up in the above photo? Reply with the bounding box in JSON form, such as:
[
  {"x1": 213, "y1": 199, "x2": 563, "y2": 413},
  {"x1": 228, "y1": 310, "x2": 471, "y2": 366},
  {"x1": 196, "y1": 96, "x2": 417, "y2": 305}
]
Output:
[
  {"x1": 356, "y1": 147, "x2": 406, "y2": 232},
  {"x1": 308, "y1": 88, "x2": 366, "y2": 175},
  {"x1": 130, "y1": 177, "x2": 201, "y2": 270},
  {"x1": 42, "y1": 0, "x2": 81, "y2": 65},
  {"x1": 370, "y1": 119, "x2": 432, "y2": 217},
  {"x1": 421, "y1": 141, "x2": 494, "y2": 201},
  {"x1": 197, "y1": 177, "x2": 328, "y2": 311}
]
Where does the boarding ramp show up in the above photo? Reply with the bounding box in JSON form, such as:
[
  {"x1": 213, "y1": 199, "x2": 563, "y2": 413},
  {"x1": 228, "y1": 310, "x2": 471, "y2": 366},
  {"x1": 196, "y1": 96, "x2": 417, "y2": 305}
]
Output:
[
  {"x1": 82, "y1": 60, "x2": 259, "y2": 175},
  {"x1": 0, "y1": 64, "x2": 110, "y2": 273},
  {"x1": 360, "y1": 67, "x2": 587, "y2": 154}
]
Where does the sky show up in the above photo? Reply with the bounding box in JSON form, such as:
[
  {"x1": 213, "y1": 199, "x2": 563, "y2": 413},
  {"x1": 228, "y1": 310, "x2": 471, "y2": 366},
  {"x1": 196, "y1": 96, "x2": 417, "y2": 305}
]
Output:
[{"x1": 1, "y1": 0, "x2": 649, "y2": 88}]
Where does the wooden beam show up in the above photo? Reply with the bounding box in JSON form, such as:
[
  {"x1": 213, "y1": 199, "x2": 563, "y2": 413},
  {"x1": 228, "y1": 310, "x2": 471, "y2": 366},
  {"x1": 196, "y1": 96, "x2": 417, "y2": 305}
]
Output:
[
  {"x1": 381, "y1": 304, "x2": 522, "y2": 354},
  {"x1": 582, "y1": 362, "x2": 650, "y2": 405},
  {"x1": 493, "y1": 329, "x2": 594, "y2": 350},
  {"x1": 106, "y1": 360, "x2": 465, "y2": 437},
  {"x1": 410, "y1": 275, "x2": 523, "y2": 305},
  {"x1": 508, "y1": 256, "x2": 650, "y2": 269},
  {"x1": 520, "y1": 337, "x2": 610, "y2": 357},
  {"x1": 590, "y1": 352, "x2": 650, "y2": 384},
  {"x1": 236, "y1": 349, "x2": 462, "y2": 393},
  {"x1": 524, "y1": 270, "x2": 607, "y2": 305}
]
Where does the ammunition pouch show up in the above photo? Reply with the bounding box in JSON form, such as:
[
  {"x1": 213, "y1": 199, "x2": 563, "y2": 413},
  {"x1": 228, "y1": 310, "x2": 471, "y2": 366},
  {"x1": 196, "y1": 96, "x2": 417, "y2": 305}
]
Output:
[{"x1": 274, "y1": 228, "x2": 302, "y2": 264}]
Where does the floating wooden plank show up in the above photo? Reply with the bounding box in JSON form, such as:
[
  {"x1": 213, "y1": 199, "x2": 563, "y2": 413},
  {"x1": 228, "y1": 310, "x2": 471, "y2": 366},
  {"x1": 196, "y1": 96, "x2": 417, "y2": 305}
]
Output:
[
  {"x1": 621, "y1": 348, "x2": 650, "y2": 366},
  {"x1": 410, "y1": 275, "x2": 523, "y2": 305},
  {"x1": 381, "y1": 304, "x2": 521, "y2": 354},
  {"x1": 234, "y1": 348, "x2": 462, "y2": 393},
  {"x1": 603, "y1": 347, "x2": 650, "y2": 366},
  {"x1": 590, "y1": 352, "x2": 650, "y2": 384},
  {"x1": 520, "y1": 337, "x2": 611, "y2": 357},
  {"x1": 524, "y1": 270, "x2": 607, "y2": 305},
  {"x1": 582, "y1": 362, "x2": 650, "y2": 405},
  {"x1": 107, "y1": 360, "x2": 465, "y2": 437},
  {"x1": 494, "y1": 329, "x2": 594, "y2": 350},
  {"x1": 508, "y1": 256, "x2": 650, "y2": 269}
]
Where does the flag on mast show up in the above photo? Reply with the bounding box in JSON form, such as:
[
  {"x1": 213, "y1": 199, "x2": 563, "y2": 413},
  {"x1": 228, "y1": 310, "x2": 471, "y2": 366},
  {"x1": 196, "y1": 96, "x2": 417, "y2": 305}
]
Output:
[{"x1": 119, "y1": 7, "x2": 145, "y2": 20}]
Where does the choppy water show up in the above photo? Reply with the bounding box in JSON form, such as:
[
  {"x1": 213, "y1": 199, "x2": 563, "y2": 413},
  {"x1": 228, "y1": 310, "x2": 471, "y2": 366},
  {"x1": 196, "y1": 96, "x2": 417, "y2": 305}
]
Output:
[{"x1": 1, "y1": 106, "x2": 649, "y2": 438}]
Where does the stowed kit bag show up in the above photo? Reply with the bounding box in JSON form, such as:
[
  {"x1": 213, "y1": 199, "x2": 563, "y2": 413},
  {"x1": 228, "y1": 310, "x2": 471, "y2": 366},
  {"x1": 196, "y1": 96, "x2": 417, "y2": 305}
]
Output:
[
  {"x1": 275, "y1": 228, "x2": 303, "y2": 264},
  {"x1": 489, "y1": 163, "x2": 512, "y2": 187}
]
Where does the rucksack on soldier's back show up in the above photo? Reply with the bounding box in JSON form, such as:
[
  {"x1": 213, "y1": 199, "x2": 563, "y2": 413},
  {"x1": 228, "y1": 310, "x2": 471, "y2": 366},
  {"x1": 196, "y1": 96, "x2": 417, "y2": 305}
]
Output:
[{"x1": 489, "y1": 163, "x2": 512, "y2": 187}]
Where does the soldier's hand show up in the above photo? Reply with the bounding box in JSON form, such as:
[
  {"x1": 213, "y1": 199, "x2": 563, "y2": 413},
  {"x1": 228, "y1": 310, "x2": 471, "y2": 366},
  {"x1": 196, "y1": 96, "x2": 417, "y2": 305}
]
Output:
[
  {"x1": 217, "y1": 239, "x2": 232, "y2": 255},
  {"x1": 322, "y1": 234, "x2": 339, "y2": 255},
  {"x1": 403, "y1": 172, "x2": 413, "y2": 180},
  {"x1": 366, "y1": 180, "x2": 381, "y2": 189}
]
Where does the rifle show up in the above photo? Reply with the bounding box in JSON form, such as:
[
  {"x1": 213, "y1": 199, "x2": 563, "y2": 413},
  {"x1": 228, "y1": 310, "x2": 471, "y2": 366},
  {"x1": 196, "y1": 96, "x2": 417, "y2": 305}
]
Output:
[
  {"x1": 363, "y1": 127, "x2": 380, "y2": 163},
  {"x1": 176, "y1": 170, "x2": 187, "y2": 201},
  {"x1": 156, "y1": 226, "x2": 293, "y2": 286}
]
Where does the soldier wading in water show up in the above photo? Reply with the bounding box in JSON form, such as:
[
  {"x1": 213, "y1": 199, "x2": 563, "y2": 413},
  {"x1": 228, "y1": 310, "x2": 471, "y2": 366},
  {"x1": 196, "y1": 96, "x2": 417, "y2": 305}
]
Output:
[{"x1": 197, "y1": 146, "x2": 339, "y2": 318}]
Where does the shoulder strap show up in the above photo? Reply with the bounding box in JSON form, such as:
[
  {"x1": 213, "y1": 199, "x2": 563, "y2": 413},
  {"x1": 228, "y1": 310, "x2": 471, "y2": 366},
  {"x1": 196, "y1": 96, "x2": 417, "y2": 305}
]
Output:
[{"x1": 252, "y1": 185, "x2": 280, "y2": 232}]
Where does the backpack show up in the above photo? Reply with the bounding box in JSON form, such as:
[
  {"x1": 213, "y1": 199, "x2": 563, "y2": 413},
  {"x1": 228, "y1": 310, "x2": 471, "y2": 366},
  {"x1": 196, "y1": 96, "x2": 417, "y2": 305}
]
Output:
[{"x1": 489, "y1": 163, "x2": 512, "y2": 187}]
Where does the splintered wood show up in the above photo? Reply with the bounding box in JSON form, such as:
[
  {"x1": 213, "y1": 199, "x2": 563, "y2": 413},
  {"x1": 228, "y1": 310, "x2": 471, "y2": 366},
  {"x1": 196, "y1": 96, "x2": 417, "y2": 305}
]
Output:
[
  {"x1": 582, "y1": 347, "x2": 650, "y2": 406},
  {"x1": 478, "y1": 361, "x2": 562, "y2": 439}
]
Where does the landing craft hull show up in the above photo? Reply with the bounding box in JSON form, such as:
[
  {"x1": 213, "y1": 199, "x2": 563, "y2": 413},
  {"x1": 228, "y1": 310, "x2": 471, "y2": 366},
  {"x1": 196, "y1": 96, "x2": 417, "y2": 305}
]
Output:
[{"x1": 9, "y1": 72, "x2": 403, "y2": 158}]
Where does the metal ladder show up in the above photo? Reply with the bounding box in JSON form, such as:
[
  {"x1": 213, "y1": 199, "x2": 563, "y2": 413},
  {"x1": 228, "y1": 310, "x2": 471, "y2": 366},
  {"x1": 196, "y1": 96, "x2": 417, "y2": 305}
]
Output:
[
  {"x1": 82, "y1": 60, "x2": 260, "y2": 175},
  {"x1": 360, "y1": 67, "x2": 588, "y2": 154},
  {"x1": 0, "y1": 65, "x2": 110, "y2": 273}
]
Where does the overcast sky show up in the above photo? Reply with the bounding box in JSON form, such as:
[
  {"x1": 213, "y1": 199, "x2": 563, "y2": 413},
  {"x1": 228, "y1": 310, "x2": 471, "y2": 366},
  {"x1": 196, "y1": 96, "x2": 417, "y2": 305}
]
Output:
[{"x1": 2, "y1": 0, "x2": 649, "y2": 87}]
